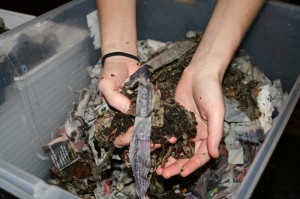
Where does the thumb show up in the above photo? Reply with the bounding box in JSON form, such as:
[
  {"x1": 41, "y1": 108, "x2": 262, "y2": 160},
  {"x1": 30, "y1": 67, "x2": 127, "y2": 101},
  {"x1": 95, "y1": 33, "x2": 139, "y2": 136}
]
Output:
[
  {"x1": 99, "y1": 78, "x2": 131, "y2": 114},
  {"x1": 206, "y1": 104, "x2": 225, "y2": 158}
]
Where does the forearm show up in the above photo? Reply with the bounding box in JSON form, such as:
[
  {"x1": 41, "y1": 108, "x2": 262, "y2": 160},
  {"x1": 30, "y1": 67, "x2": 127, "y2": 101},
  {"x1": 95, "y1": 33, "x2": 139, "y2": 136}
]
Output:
[
  {"x1": 97, "y1": 0, "x2": 137, "y2": 56},
  {"x1": 190, "y1": 0, "x2": 265, "y2": 79}
]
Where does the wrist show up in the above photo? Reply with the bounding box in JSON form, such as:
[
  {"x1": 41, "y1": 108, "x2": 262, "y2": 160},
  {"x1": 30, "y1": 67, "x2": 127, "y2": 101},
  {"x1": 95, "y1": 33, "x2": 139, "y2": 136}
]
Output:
[
  {"x1": 104, "y1": 55, "x2": 140, "y2": 67},
  {"x1": 103, "y1": 55, "x2": 141, "y2": 77},
  {"x1": 101, "y1": 43, "x2": 138, "y2": 57},
  {"x1": 188, "y1": 51, "x2": 231, "y2": 81},
  {"x1": 102, "y1": 52, "x2": 140, "y2": 66}
]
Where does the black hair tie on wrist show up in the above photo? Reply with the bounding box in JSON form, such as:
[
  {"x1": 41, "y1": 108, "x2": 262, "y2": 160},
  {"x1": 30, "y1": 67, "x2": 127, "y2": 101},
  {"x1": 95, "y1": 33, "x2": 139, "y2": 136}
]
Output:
[{"x1": 101, "y1": 52, "x2": 140, "y2": 66}]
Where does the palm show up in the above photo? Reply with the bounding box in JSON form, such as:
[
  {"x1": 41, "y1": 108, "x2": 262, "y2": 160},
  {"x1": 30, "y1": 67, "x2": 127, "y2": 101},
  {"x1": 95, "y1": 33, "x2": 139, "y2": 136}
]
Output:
[{"x1": 156, "y1": 67, "x2": 225, "y2": 178}]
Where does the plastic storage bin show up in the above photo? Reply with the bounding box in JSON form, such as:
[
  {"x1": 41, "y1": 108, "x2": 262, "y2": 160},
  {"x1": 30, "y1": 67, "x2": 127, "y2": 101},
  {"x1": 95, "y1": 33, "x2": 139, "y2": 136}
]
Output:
[
  {"x1": 0, "y1": 9, "x2": 35, "y2": 30},
  {"x1": 0, "y1": 159, "x2": 79, "y2": 199},
  {"x1": 0, "y1": 0, "x2": 299, "y2": 198}
]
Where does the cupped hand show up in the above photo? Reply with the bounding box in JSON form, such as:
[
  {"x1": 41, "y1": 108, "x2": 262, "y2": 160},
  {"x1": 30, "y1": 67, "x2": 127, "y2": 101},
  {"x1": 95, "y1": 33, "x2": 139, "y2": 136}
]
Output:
[
  {"x1": 98, "y1": 57, "x2": 177, "y2": 149},
  {"x1": 156, "y1": 65, "x2": 225, "y2": 178}
]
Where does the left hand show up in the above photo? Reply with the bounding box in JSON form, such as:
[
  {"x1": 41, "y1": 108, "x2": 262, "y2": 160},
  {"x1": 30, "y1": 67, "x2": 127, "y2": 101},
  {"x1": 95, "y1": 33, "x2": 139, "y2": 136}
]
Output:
[{"x1": 156, "y1": 64, "x2": 225, "y2": 178}]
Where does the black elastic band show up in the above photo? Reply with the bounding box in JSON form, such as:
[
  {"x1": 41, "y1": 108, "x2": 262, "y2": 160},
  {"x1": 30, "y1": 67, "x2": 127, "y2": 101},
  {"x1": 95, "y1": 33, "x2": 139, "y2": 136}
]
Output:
[{"x1": 101, "y1": 52, "x2": 140, "y2": 66}]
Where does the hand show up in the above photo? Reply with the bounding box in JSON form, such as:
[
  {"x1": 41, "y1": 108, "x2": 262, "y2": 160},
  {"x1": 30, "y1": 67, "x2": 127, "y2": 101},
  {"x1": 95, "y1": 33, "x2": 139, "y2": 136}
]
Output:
[
  {"x1": 98, "y1": 57, "x2": 177, "y2": 149},
  {"x1": 98, "y1": 56, "x2": 140, "y2": 114},
  {"x1": 98, "y1": 57, "x2": 140, "y2": 147},
  {"x1": 98, "y1": 57, "x2": 175, "y2": 149},
  {"x1": 156, "y1": 65, "x2": 225, "y2": 178}
]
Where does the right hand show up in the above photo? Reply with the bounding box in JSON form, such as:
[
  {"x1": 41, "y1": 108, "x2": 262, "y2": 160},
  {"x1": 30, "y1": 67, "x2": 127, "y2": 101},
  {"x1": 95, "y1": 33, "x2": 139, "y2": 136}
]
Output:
[
  {"x1": 98, "y1": 56, "x2": 176, "y2": 149},
  {"x1": 98, "y1": 56, "x2": 140, "y2": 148},
  {"x1": 98, "y1": 56, "x2": 140, "y2": 114}
]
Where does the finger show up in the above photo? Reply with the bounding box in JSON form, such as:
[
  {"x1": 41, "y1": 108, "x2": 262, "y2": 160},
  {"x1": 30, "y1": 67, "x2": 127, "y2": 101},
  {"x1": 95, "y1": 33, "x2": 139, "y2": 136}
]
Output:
[
  {"x1": 180, "y1": 140, "x2": 210, "y2": 177},
  {"x1": 156, "y1": 156, "x2": 176, "y2": 175},
  {"x1": 150, "y1": 143, "x2": 161, "y2": 152},
  {"x1": 206, "y1": 103, "x2": 225, "y2": 158},
  {"x1": 150, "y1": 137, "x2": 177, "y2": 152},
  {"x1": 158, "y1": 157, "x2": 190, "y2": 179},
  {"x1": 113, "y1": 126, "x2": 134, "y2": 148},
  {"x1": 98, "y1": 78, "x2": 131, "y2": 113},
  {"x1": 167, "y1": 136, "x2": 177, "y2": 144},
  {"x1": 194, "y1": 139, "x2": 202, "y2": 152}
]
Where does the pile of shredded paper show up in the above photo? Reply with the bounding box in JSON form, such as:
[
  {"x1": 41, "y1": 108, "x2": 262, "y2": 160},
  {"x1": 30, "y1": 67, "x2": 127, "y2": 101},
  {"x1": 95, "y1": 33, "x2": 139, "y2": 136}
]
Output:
[{"x1": 45, "y1": 30, "x2": 287, "y2": 199}]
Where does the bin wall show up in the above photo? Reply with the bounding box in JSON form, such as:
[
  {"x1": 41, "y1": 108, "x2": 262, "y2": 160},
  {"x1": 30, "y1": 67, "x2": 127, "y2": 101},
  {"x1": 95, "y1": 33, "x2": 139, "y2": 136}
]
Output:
[
  {"x1": 0, "y1": 0, "x2": 99, "y2": 179},
  {"x1": 0, "y1": 0, "x2": 299, "y2": 198},
  {"x1": 136, "y1": 0, "x2": 300, "y2": 91}
]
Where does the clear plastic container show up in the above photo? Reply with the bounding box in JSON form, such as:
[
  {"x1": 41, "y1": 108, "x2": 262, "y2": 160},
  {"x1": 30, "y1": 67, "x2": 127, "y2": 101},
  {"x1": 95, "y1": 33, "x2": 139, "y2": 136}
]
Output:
[
  {"x1": 0, "y1": 9, "x2": 35, "y2": 30},
  {"x1": 0, "y1": 160, "x2": 79, "y2": 199},
  {"x1": 0, "y1": 0, "x2": 299, "y2": 198}
]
